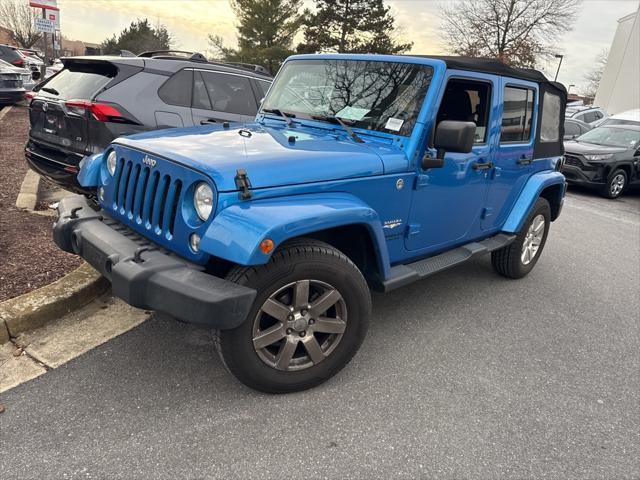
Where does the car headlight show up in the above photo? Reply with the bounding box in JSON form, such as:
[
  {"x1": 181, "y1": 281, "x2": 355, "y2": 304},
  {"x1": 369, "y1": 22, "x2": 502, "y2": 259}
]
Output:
[
  {"x1": 584, "y1": 154, "x2": 614, "y2": 162},
  {"x1": 107, "y1": 150, "x2": 117, "y2": 176},
  {"x1": 194, "y1": 182, "x2": 214, "y2": 221}
]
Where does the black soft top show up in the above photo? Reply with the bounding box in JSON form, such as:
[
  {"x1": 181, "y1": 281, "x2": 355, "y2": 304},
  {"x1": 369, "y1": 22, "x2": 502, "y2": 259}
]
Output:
[{"x1": 412, "y1": 55, "x2": 565, "y2": 92}]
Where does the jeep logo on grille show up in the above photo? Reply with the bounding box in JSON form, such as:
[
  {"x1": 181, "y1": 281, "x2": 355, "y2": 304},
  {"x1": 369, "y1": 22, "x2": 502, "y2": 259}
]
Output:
[{"x1": 142, "y1": 155, "x2": 157, "y2": 167}]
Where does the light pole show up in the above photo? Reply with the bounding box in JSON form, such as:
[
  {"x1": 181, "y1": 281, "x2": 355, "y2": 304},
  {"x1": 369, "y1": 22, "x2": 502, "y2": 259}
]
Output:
[{"x1": 554, "y1": 54, "x2": 564, "y2": 82}]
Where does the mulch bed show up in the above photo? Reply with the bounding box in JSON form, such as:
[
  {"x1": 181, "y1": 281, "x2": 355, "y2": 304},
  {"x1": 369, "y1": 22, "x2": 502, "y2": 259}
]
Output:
[{"x1": 0, "y1": 104, "x2": 82, "y2": 302}]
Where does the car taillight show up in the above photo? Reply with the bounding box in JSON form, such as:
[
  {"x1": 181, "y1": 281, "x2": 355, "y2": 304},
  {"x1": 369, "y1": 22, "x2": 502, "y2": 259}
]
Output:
[
  {"x1": 12, "y1": 58, "x2": 24, "y2": 67},
  {"x1": 64, "y1": 99, "x2": 126, "y2": 122},
  {"x1": 25, "y1": 91, "x2": 37, "y2": 103}
]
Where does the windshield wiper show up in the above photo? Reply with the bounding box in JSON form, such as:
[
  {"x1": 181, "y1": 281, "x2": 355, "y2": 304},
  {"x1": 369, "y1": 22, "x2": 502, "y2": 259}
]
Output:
[
  {"x1": 40, "y1": 87, "x2": 59, "y2": 95},
  {"x1": 262, "y1": 108, "x2": 295, "y2": 127},
  {"x1": 311, "y1": 114, "x2": 364, "y2": 143}
]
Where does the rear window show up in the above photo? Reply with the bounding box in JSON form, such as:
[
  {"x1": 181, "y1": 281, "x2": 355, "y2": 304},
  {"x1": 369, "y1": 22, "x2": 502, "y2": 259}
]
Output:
[
  {"x1": 540, "y1": 91, "x2": 561, "y2": 142},
  {"x1": 38, "y1": 62, "x2": 116, "y2": 100}
]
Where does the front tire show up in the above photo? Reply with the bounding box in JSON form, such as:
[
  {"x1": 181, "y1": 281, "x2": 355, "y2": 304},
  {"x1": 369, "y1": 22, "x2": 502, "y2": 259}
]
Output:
[
  {"x1": 492, "y1": 197, "x2": 551, "y2": 279},
  {"x1": 602, "y1": 169, "x2": 627, "y2": 199},
  {"x1": 215, "y1": 239, "x2": 371, "y2": 393}
]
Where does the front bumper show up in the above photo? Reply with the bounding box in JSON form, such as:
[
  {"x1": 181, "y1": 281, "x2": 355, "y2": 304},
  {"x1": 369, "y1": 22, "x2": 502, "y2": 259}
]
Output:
[
  {"x1": 561, "y1": 164, "x2": 605, "y2": 187},
  {"x1": 53, "y1": 195, "x2": 256, "y2": 329}
]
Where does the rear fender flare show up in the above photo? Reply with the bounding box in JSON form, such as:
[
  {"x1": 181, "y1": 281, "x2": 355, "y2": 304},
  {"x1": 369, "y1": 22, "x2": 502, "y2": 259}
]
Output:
[
  {"x1": 200, "y1": 192, "x2": 391, "y2": 278},
  {"x1": 502, "y1": 170, "x2": 567, "y2": 233}
]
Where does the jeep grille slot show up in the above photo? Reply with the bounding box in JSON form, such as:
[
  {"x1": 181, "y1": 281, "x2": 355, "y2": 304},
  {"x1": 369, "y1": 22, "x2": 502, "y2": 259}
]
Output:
[{"x1": 111, "y1": 157, "x2": 182, "y2": 239}]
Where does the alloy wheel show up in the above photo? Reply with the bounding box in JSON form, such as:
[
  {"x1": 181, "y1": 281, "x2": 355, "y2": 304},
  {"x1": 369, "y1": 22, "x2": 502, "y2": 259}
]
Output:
[
  {"x1": 521, "y1": 214, "x2": 545, "y2": 265},
  {"x1": 252, "y1": 280, "x2": 347, "y2": 371},
  {"x1": 610, "y1": 174, "x2": 625, "y2": 197}
]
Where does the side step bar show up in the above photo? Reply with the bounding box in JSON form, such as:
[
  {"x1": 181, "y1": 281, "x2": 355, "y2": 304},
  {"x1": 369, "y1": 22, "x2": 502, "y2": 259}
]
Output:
[{"x1": 382, "y1": 233, "x2": 516, "y2": 292}]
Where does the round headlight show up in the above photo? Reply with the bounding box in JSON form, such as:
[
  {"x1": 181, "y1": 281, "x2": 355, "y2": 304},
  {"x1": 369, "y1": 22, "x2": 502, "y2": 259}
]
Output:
[
  {"x1": 107, "y1": 150, "x2": 117, "y2": 176},
  {"x1": 194, "y1": 182, "x2": 214, "y2": 221}
]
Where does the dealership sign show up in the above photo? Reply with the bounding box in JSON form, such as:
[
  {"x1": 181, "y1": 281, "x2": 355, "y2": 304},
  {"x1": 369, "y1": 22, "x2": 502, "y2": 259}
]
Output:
[
  {"x1": 29, "y1": 0, "x2": 59, "y2": 11},
  {"x1": 35, "y1": 17, "x2": 55, "y2": 34}
]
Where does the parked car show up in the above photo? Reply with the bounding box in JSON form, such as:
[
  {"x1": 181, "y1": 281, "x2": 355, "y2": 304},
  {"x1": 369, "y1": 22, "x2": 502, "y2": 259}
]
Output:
[
  {"x1": 564, "y1": 117, "x2": 592, "y2": 140},
  {"x1": 599, "y1": 108, "x2": 640, "y2": 127},
  {"x1": 0, "y1": 44, "x2": 27, "y2": 68},
  {"x1": 24, "y1": 51, "x2": 272, "y2": 194},
  {"x1": 0, "y1": 60, "x2": 25, "y2": 105},
  {"x1": 53, "y1": 54, "x2": 568, "y2": 393},
  {"x1": 0, "y1": 58, "x2": 35, "y2": 90},
  {"x1": 565, "y1": 105, "x2": 607, "y2": 125},
  {"x1": 563, "y1": 124, "x2": 640, "y2": 198}
]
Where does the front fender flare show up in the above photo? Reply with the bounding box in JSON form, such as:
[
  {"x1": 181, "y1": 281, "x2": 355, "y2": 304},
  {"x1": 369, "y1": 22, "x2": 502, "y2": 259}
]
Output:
[
  {"x1": 200, "y1": 192, "x2": 391, "y2": 277},
  {"x1": 502, "y1": 170, "x2": 567, "y2": 233}
]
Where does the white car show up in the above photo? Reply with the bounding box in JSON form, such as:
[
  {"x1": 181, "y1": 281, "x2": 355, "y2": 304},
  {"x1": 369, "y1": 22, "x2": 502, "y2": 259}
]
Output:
[
  {"x1": 599, "y1": 109, "x2": 640, "y2": 127},
  {"x1": 565, "y1": 105, "x2": 608, "y2": 125},
  {"x1": 0, "y1": 58, "x2": 35, "y2": 90}
]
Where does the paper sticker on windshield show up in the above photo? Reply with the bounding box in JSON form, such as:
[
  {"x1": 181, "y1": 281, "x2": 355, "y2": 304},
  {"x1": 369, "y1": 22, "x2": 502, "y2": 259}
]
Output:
[
  {"x1": 385, "y1": 117, "x2": 404, "y2": 132},
  {"x1": 335, "y1": 106, "x2": 370, "y2": 121}
]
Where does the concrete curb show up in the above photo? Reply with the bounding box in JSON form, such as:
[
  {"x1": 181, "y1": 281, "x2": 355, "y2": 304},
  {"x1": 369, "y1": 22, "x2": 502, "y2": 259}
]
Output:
[
  {"x1": 0, "y1": 105, "x2": 12, "y2": 122},
  {"x1": 15, "y1": 170, "x2": 41, "y2": 211},
  {"x1": 0, "y1": 263, "x2": 109, "y2": 342}
]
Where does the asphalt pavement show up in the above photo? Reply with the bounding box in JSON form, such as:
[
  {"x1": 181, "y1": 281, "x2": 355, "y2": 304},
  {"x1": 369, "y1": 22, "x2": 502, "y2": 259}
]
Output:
[{"x1": 1, "y1": 188, "x2": 638, "y2": 480}]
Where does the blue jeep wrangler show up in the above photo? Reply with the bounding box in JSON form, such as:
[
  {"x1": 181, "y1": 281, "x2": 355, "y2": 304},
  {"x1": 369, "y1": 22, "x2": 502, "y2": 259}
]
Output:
[{"x1": 53, "y1": 54, "x2": 567, "y2": 393}]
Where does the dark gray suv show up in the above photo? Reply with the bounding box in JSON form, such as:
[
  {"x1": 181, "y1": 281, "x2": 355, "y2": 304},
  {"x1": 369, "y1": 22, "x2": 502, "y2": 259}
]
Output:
[{"x1": 25, "y1": 51, "x2": 272, "y2": 193}]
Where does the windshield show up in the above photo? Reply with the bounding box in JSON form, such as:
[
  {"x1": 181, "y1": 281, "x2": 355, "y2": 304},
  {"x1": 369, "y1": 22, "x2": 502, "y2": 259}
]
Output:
[
  {"x1": 576, "y1": 126, "x2": 640, "y2": 148},
  {"x1": 262, "y1": 59, "x2": 433, "y2": 136}
]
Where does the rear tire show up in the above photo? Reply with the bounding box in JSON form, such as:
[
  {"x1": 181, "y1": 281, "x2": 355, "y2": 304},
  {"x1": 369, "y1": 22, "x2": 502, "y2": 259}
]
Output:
[
  {"x1": 215, "y1": 238, "x2": 371, "y2": 393},
  {"x1": 492, "y1": 197, "x2": 551, "y2": 279}
]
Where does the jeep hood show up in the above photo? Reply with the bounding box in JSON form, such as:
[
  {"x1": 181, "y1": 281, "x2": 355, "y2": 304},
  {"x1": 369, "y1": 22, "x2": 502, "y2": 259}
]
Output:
[{"x1": 114, "y1": 123, "x2": 388, "y2": 191}]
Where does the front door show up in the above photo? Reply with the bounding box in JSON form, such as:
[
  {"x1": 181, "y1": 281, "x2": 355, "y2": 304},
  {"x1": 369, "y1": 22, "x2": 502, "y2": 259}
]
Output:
[
  {"x1": 481, "y1": 79, "x2": 538, "y2": 230},
  {"x1": 405, "y1": 73, "x2": 499, "y2": 253}
]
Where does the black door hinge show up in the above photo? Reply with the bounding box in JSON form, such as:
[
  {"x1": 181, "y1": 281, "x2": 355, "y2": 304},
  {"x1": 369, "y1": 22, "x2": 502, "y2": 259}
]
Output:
[{"x1": 235, "y1": 169, "x2": 252, "y2": 200}]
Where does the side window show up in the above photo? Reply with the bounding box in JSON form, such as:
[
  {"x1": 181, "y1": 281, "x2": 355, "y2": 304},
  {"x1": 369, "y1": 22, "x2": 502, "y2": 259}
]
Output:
[
  {"x1": 256, "y1": 80, "x2": 271, "y2": 98},
  {"x1": 436, "y1": 78, "x2": 492, "y2": 144},
  {"x1": 500, "y1": 86, "x2": 535, "y2": 142},
  {"x1": 583, "y1": 111, "x2": 597, "y2": 123},
  {"x1": 564, "y1": 121, "x2": 580, "y2": 138},
  {"x1": 199, "y1": 71, "x2": 256, "y2": 115},
  {"x1": 594, "y1": 110, "x2": 604, "y2": 120},
  {"x1": 158, "y1": 69, "x2": 193, "y2": 107},
  {"x1": 192, "y1": 71, "x2": 212, "y2": 110},
  {"x1": 540, "y1": 90, "x2": 561, "y2": 142}
]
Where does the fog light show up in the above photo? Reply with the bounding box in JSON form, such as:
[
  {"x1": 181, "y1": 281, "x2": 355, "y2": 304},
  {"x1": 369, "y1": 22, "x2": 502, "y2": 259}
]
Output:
[
  {"x1": 190, "y1": 233, "x2": 201, "y2": 252},
  {"x1": 98, "y1": 186, "x2": 105, "y2": 202}
]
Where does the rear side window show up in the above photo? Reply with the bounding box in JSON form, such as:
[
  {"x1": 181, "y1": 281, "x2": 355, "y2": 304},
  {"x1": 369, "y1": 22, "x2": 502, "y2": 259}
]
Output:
[
  {"x1": 37, "y1": 62, "x2": 116, "y2": 100},
  {"x1": 192, "y1": 71, "x2": 212, "y2": 110},
  {"x1": 256, "y1": 80, "x2": 271, "y2": 98},
  {"x1": 158, "y1": 69, "x2": 193, "y2": 107},
  {"x1": 501, "y1": 86, "x2": 535, "y2": 142},
  {"x1": 539, "y1": 91, "x2": 561, "y2": 142},
  {"x1": 199, "y1": 71, "x2": 256, "y2": 115},
  {"x1": 564, "y1": 121, "x2": 580, "y2": 137}
]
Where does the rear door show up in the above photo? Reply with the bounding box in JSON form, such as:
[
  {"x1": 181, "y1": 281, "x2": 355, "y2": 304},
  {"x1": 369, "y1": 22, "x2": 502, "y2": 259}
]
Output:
[
  {"x1": 190, "y1": 70, "x2": 258, "y2": 125},
  {"x1": 29, "y1": 61, "x2": 116, "y2": 155},
  {"x1": 481, "y1": 79, "x2": 537, "y2": 230}
]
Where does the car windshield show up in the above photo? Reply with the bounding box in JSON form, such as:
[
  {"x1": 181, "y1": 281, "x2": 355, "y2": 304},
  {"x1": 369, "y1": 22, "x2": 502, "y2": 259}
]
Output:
[
  {"x1": 576, "y1": 126, "x2": 640, "y2": 148},
  {"x1": 262, "y1": 59, "x2": 433, "y2": 136}
]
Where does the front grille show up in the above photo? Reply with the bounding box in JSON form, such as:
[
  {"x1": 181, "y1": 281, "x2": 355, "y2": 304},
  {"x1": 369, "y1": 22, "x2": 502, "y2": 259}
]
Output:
[
  {"x1": 112, "y1": 157, "x2": 183, "y2": 238},
  {"x1": 564, "y1": 154, "x2": 583, "y2": 167}
]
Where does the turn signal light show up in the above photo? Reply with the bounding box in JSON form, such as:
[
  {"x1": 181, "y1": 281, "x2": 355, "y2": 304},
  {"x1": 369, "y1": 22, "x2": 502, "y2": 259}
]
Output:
[{"x1": 260, "y1": 238, "x2": 275, "y2": 254}]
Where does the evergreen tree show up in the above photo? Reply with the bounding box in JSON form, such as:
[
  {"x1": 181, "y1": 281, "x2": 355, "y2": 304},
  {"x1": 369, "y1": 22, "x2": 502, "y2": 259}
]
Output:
[
  {"x1": 101, "y1": 19, "x2": 172, "y2": 55},
  {"x1": 210, "y1": 0, "x2": 302, "y2": 74},
  {"x1": 298, "y1": 0, "x2": 412, "y2": 54}
]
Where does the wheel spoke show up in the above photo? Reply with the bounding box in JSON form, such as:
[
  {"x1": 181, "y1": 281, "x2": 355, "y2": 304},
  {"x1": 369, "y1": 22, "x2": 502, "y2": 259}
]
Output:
[
  {"x1": 310, "y1": 289, "x2": 341, "y2": 316},
  {"x1": 293, "y1": 280, "x2": 310, "y2": 309},
  {"x1": 261, "y1": 298, "x2": 290, "y2": 321},
  {"x1": 253, "y1": 323, "x2": 286, "y2": 349},
  {"x1": 275, "y1": 337, "x2": 298, "y2": 370},
  {"x1": 303, "y1": 335, "x2": 325, "y2": 364},
  {"x1": 313, "y1": 316, "x2": 346, "y2": 334}
]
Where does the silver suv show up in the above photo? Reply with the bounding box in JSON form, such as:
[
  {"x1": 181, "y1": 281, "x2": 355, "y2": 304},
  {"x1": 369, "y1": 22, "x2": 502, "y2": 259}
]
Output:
[{"x1": 25, "y1": 50, "x2": 272, "y2": 193}]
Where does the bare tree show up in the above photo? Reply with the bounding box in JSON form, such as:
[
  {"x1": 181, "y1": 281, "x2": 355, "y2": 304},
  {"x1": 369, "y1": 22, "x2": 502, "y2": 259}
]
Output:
[
  {"x1": 581, "y1": 49, "x2": 608, "y2": 98},
  {"x1": 0, "y1": 0, "x2": 43, "y2": 48},
  {"x1": 440, "y1": 0, "x2": 581, "y2": 68}
]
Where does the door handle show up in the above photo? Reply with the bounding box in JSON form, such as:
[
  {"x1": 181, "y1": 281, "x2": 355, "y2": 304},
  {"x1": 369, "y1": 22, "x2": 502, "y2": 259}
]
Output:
[
  {"x1": 517, "y1": 155, "x2": 533, "y2": 165},
  {"x1": 472, "y1": 160, "x2": 494, "y2": 170},
  {"x1": 200, "y1": 118, "x2": 219, "y2": 125}
]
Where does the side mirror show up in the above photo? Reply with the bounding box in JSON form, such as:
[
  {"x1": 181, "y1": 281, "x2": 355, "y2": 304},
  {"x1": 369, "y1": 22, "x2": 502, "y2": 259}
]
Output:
[{"x1": 422, "y1": 120, "x2": 476, "y2": 169}]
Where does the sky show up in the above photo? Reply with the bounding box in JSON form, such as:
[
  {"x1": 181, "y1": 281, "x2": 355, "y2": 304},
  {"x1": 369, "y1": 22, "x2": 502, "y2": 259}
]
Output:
[{"x1": 54, "y1": 0, "x2": 640, "y2": 93}]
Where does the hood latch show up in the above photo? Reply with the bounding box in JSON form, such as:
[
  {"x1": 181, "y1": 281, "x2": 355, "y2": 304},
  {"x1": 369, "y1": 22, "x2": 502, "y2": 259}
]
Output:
[{"x1": 235, "y1": 169, "x2": 252, "y2": 200}]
